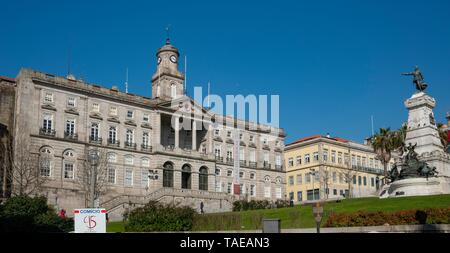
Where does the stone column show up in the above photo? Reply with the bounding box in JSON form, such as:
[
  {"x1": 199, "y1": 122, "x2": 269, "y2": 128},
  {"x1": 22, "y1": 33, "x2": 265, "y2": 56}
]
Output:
[
  {"x1": 174, "y1": 116, "x2": 179, "y2": 149},
  {"x1": 155, "y1": 112, "x2": 161, "y2": 146},
  {"x1": 192, "y1": 120, "x2": 197, "y2": 151}
]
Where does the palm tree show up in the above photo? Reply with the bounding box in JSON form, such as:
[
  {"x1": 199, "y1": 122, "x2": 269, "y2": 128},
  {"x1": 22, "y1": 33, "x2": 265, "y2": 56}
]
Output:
[
  {"x1": 437, "y1": 123, "x2": 449, "y2": 149},
  {"x1": 371, "y1": 128, "x2": 397, "y2": 185}
]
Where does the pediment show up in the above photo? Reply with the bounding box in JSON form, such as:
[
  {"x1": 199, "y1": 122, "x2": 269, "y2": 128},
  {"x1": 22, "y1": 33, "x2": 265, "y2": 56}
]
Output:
[{"x1": 156, "y1": 95, "x2": 214, "y2": 119}]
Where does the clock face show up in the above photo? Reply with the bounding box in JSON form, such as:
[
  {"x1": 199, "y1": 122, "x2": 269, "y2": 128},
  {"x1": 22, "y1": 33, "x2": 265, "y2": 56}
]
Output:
[
  {"x1": 157, "y1": 57, "x2": 162, "y2": 65},
  {"x1": 170, "y1": 55, "x2": 177, "y2": 63}
]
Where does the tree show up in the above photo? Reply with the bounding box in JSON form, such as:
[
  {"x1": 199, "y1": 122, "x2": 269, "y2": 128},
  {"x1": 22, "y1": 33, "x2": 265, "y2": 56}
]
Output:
[
  {"x1": 320, "y1": 166, "x2": 332, "y2": 199},
  {"x1": 437, "y1": 123, "x2": 449, "y2": 149},
  {"x1": 338, "y1": 167, "x2": 358, "y2": 199},
  {"x1": 370, "y1": 128, "x2": 400, "y2": 185},
  {"x1": 76, "y1": 147, "x2": 110, "y2": 208},
  {"x1": 3, "y1": 131, "x2": 47, "y2": 197}
]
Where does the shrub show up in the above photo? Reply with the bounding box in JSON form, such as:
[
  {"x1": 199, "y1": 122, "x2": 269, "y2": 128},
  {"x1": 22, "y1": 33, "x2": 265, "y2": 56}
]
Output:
[
  {"x1": 124, "y1": 201, "x2": 196, "y2": 232},
  {"x1": 0, "y1": 195, "x2": 73, "y2": 232},
  {"x1": 232, "y1": 199, "x2": 290, "y2": 211},
  {"x1": 325, "y1": 208, "x2": 450, "y2": 227}
]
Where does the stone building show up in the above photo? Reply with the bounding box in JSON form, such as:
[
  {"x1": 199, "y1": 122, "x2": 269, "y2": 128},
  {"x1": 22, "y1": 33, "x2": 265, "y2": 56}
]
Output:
[
  {"x1": 284, "y1": 134, "x2": 389, "y2": 203},
  {"x1": 3, "y1": 39, "x2": 286, "y2": 220}
]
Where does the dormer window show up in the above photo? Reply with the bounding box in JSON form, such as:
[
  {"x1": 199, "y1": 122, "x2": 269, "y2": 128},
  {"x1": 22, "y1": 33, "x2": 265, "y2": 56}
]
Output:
[
  {"x1": 92, "y1": 103, "x2": 100, "y2": 112},
  {"x1": 44, "y1": 92, "x2": 54, "y2": 103},
  {"x1": 67, "y1": 97, "x2": 76, "y2": 107},
  {"x1": 127, "y1": 110, "x2": 134, "y2": 119}
]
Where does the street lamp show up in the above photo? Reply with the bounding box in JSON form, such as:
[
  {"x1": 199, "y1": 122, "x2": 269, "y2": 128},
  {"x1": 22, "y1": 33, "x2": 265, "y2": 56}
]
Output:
[
  {"x1": 148, "y1": 169, "x2": 159, "y2": 190},
  {"x1": 310, "y1": 168, "x2": 318, "y2": 201},
  {"x1": 87, "y1": 149, "x2": 99, "y2": 208}
]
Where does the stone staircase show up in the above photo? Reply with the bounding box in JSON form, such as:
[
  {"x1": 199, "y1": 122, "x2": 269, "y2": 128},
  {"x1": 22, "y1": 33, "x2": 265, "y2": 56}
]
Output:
[{"x1": 101, "y1": 188, "x2": 235, "y2": 213}]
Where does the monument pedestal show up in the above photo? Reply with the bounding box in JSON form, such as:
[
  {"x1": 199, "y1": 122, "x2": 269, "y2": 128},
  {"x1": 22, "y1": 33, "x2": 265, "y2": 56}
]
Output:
[{"x1": 382, "y1": 91, "x2": 450, "y2": 198}]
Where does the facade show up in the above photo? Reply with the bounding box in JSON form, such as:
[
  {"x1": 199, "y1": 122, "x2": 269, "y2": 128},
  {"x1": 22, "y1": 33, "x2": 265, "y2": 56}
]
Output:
[
  {"x1": 284, "y1": 135, "x2": 389, "y2": 203},
  {"x1": 3, "y1": 39, "x2": 286, "y2": 219}
]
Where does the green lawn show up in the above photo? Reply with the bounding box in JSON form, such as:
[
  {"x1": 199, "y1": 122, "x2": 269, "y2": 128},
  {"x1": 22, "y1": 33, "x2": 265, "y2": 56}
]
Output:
[{"x1": 107, "y1": 194, "x2": 450, "y2": 232}]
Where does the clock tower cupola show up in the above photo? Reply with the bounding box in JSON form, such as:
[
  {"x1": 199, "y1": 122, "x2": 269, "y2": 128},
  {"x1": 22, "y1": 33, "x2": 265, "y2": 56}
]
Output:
[{"x1": 151, "y1": 36, "x2": 185, "y2": 100}]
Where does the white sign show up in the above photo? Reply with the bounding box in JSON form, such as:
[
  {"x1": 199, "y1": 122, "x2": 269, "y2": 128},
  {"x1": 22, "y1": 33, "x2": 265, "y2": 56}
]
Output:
[{"x1": 73, "y1": 208, "x2": 107, "y2": 233}]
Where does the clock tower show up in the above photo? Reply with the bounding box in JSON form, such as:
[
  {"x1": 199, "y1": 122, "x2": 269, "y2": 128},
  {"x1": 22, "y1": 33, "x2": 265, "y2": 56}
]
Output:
[{"x1": 151, "y1": 37, "x2": 185, "y2": 100}]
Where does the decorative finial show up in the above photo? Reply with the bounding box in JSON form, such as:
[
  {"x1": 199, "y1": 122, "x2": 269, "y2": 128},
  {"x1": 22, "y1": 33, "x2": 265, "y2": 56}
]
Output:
[{"x1": 165, "y1": 25, "x2": 171, "y2": 45}]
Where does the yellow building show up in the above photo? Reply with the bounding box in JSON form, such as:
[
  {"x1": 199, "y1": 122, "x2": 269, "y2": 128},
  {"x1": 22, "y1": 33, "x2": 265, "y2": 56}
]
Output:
[{"x1": 284, "y1": 135, "x2": 394, "y2": 202}]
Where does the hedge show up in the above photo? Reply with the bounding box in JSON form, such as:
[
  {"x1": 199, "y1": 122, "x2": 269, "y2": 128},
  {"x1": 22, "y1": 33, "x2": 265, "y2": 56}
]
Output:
[
  {"x1": 233, "y1": 199, "x2": 290, "y2": 211},
  {"x1": 325, "y1": 208, "x2": 450, "y2": 227}
]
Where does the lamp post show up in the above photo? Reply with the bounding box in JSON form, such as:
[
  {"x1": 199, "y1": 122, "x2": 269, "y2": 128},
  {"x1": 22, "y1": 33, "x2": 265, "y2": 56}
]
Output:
[
  {"x1": 148, "y1": 169, "x2": 159, "y2": 189},
  {"x1": 87, "y1": 149, "x2": 99, "y2": 208},
  {"x1": 310, "y1": 168, "x2": 318, "y2": 201}
]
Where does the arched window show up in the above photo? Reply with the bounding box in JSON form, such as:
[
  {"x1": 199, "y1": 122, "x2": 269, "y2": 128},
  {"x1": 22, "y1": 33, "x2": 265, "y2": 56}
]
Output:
[
  {"x1": 199, "y1": 167, "x2": 208, "y2": 191},
  {"x1": 264, "y1": 176, "x2": 271, "y2": 198},
  {"x1": 181, "y1": 164, "x2": 191, "y2": 189},
  {"x1": 124, "y1": 155, "x2": 134, "y2": 165},
  {"x1": 163, "y1": 162, "x2": 174, "y2": 188},
  {"x1": 39, "y1": 147, "x2": 53, "y2": 177},
  {"x1": 141, "y1": 158, "x2": 150, "y2": 168},
  {"x1": 63, "y1": 150, "x2": 76, "y2": 179}
]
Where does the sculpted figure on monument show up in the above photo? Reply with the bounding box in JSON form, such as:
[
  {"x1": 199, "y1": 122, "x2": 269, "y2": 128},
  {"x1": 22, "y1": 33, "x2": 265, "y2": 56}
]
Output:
[
  {"x1": 388, "y1": 164, "x2": 400, "y2": 182},
  {"x1": 402, "y1": 66, "x2": 428, "y2": 92},
  {"x1": 397, "y1": 142, "x2": 438, "y2": 180}
]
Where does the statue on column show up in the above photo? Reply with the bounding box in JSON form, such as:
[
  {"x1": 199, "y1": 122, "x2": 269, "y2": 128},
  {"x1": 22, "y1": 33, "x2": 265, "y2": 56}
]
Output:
[{"x1": 402, "y1": 66, "x2": 428, "y2": 92}]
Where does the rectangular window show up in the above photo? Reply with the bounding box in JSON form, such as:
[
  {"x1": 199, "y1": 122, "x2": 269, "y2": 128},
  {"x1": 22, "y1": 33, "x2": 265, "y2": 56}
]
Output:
[
  {"x1": 333, "y1": 189, "x2": 337, "y2": 195},
  {"x1": 306, "y1": 173, "x2": 311, "y2": 183},
  {"x1": 141, "y1": 170, "x2": 149, "y2": 188},
  {"x1": 64, "y1": 163, "x2": 74, "y2": 179},
  {"x1": 125, "y1": 169, "x2": 133, "y2": 186},
  {"x1": 126, "y1": 129, "x2": 134, "y2": 144},
  {"x1": 43, "y1": 114, "x2": 53, "y2": 130},
  {"x1": 109, "y1": 126, "x2": 117, "y2": 143},
  {"x1": 288, "y1": 158, "x2": 294, "y2": 167},
  {"x1": 91, "y1": 123, "x2": 99, "y2": 140},
  {"x1": 264, "y1": 186, "x2": 271, "y2": 198},
  {"x1": 371, "y1": 177, "x2": 375, "y2": 187},
  {"x1": 249, "y1": 150, "x2": 256, "y2": 162},
  {"x1": 143, "y1": 114, "x2": 150, "y2": 122},
  {"x1": 276, "y1": 187, "x2": 282, "y2": 199},
  {"x1": 296, "y1": 174, "x2": 302, "y2": 185},
  {"x1": 263, "y1": 152, "x2": 269, "y2": 163},
  {"x1": 142, "y1": 132, "x2": 150, "y2": 147},
  {"x1": 227, "y1": 170, "x2": 233, "y2": 177},
  {"x1": 323, "y1": 149, "x2": 328, "y2": 162},
  {"x1": 92, "y1": 103, "x2": 100, "y2": 112},
  {"x1": 109, "y1": 106, "x2": 117, "y2": 116},
  {"x1": 275, "y1": 155, "x2": 281, "y2": 166},
  {"x1": 297, "y1": 191, "x2": 303, "y2": 202},
  {"x1": 338, "y1": 152, "x2": 343, "y2": 164},
  {"x1": 289, "y1": 176, "x2": 294, "y2": 186},
  {"x1": 227, "y1": 183, "x2": 232, "y2": 194},
  {"x1": 313, "y1": 152, "x2": 319, "y2": 161},
  {"x1": 44, "y1": 92, "x2": 54, "y2": 103},
  {"x1": 67, "y1": 97, "x2": 76, "y2": 107},
  {"x1": 65, "y1": 119, "x2": 76, "y2": 135},
  {"x1": 250, "y1": 185, "x2": 256, "y2": 197},
  {"x1": 108, "y1": 167, "x2": 116, "y2": 184},
  {"x1": 296, "y1": 156, "x2": 301, "y2": 165},
  {"x1": 353, "y1": 175, "x2": 357, "y2": 184},
  {"x1": 363, "y1": 176, "x2": 367, "y2": 186},
  {"x1": 305, "y1": 154, "x2": 310, "y2": 163},
  {"x1": 331, "y1": 151, "x2": 336, "y2": 163},
  {"x1": 332, "y1": 172, "x2": 337, "y2": 183},
  {"x1": 358, "y1": 176, "x2": 362, "y2": 185},
  {"x1": 127, "y1": 110, "x2": 134, "y2": 118},
  {"x1": 339, "y1": 173, "x2": 343, "y2": 183},
  {"x1": 40, "y1": 159, "x2": 51, "y2": 177}
]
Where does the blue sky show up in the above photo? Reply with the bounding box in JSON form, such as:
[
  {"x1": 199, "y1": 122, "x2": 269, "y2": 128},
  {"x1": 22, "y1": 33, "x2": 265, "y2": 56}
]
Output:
[{"x1": 1, "y1": 0, "x2": 449, "y2": 144}]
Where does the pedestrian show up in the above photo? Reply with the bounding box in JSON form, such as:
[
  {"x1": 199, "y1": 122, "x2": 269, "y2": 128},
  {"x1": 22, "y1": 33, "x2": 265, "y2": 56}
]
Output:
[
  {"x1": 59, "y1": 209, "x2": 66, "y2": 219},
  {"x1": 200, "y1": 201, "x2": 204, "y2": 214}
]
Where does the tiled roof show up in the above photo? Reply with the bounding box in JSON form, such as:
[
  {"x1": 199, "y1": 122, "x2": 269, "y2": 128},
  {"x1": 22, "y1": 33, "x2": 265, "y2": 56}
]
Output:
[
  {"x1": 287, "y1": 135, "x2": 349, "y2": 146},
  {"x1": 0, "y1": 76, "x2": 15, "y2": 83}
]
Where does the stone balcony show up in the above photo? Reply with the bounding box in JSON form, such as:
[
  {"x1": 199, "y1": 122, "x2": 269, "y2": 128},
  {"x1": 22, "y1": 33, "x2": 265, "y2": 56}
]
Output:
[
  {"x1": 39, "y1": 128, "x2": 56, "y2": 137},
  {"x1": 124, "y1": 142, "x2": 137, "y2": 150},
  {"x1": 107, "y1": 139, "x2": 120, "y2": 147},
  {"x1": 64, "y1": 132, "x2": 78, "y2": 140},
  {"x1": 89, "y1": 136, "x2": 102, "y2": 145},
  {"x1": 154, "y1": 145, "x2": 215, "y2": 160},
  {"x1": 141, "y1": 144, "x2": 152, "y2": 153}
]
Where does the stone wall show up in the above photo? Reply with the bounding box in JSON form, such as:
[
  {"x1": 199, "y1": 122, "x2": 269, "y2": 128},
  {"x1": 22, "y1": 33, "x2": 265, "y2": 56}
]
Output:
[{"x1": 0, "y1": 78, "x2": 15, "y2": 198}]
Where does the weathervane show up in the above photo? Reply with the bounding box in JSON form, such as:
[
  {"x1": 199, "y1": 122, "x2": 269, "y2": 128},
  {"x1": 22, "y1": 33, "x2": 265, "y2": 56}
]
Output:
[{"x1": 402, "y1": 65, "x2": 428, "y2": 92}]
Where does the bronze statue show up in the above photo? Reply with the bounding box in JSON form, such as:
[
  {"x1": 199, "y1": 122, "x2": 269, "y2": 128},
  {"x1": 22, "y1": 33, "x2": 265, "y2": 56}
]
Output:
[
  {"x1": 396, "y1": 142, "x2": 438, "y2": 180},
  {"x1": 402, "y1": 66, "x2": 428, "y2": 92},
  {"x1": 388, "y1": 164, "x2": 400, "y2": 182}
]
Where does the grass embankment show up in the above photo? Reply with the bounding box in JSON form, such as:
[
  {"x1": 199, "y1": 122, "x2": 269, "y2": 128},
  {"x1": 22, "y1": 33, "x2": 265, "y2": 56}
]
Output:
[{"x1": 107, "y1": 194, "x2": 450, "y2": 232}]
